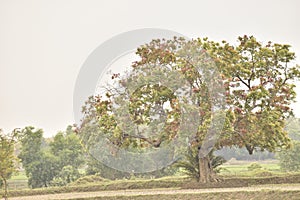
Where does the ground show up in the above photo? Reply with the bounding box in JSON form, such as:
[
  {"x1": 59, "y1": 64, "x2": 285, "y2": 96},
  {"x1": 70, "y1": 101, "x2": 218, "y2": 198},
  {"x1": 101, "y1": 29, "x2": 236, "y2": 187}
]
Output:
[{"x1": 8, "y1": 184, "x2": 300, "y2": 200}]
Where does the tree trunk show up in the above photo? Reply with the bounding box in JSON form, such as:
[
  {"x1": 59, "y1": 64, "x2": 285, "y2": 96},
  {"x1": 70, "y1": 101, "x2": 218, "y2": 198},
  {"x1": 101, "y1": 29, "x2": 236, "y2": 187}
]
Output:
[
  {"x1": 199, "y1": 156, "x2": 209, "y2": 183},
  {"x1": 3, "y1": 178, "x2": 8, "y2": 200},
  {"x1": 198, "y1": 154, "x2": 217, "y2": 183}
]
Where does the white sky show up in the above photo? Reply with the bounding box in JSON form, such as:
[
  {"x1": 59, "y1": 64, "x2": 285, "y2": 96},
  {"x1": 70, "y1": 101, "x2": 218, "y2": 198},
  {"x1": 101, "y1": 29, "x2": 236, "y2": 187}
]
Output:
[{"x1": 1, "y1": 0, "x2": 300, "y2": 137}]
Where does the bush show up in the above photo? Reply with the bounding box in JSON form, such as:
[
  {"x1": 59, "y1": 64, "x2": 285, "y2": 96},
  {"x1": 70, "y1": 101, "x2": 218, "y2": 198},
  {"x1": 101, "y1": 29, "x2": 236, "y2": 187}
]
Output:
[
  {"x1": 247, "y1": 163, "x2": 262, "y2": 171},
  {"x1": 70, "y1": 175, "x2": 107, "y2": 186},
  {"x1": 252, "y1": 169, "x2": 273, "y2": 177},
  {"x1": 175, "y1": 148, "x2": 226, "y2": 181},
  {"x1": 50, "y1": 165, "x2": 81, "y2": 186}
]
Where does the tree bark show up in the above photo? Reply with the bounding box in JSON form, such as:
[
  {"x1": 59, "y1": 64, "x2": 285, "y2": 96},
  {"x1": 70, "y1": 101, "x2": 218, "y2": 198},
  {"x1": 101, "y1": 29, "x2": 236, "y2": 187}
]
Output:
[
  {"x1": 3, "y1": 178, "x2": 8, "y2": 200},
  {"x1": 198, "y1": 154, "x2": 216, "y2": 183},
  {"x1": 199, "y1": 156, "x2": 209, "y2": 183}
]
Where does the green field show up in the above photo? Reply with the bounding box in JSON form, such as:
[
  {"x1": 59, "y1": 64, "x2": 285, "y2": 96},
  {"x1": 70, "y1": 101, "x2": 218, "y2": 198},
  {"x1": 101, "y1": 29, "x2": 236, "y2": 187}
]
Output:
[
  {"x1": 219, "y1": 160, "x2": 282, "y2": 176},
  {"x1": 10, "y1": 171, "x2": 27, "y2": 180},
  {"x1": 4, "y1": 160, "x2": 300, "y2": 199}
]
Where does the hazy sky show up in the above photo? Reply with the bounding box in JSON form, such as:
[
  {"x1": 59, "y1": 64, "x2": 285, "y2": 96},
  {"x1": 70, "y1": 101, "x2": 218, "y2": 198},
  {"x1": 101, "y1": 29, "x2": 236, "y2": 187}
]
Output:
[{"x1": 1, "y1": 0, "x2": 300, "y2": 137}]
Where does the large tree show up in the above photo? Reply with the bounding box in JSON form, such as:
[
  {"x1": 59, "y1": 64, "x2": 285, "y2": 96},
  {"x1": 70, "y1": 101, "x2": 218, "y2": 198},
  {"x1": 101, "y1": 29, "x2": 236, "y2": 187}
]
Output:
[
  {"x1": 48, "y1": 126, "x2": 85, "y2": 186},
  {"x1": 79, "y1": 36, "x2": 300, "y2": 183},
  {"x1": 19, "y1": 126, "x2": 84, "y2": 188},
  {"x1": 18, "y1": 127, "x2": 60, "y2": 188},
  {"x1": 50, "y1": 126, "x2": 85, "y2": 169},
  {"x1": 0, "y1": 129, "x2": 19, "y2": 200}
]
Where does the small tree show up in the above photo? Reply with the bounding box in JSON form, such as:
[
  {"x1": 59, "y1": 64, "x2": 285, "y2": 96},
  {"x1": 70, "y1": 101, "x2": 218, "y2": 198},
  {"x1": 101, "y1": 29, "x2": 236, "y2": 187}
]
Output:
[
  {"x1": 277, "y1": 141, "x2": 300, "y2": 171},
  {"x1": 0, "y1": 129, "x2": 19, "y2": 200}
]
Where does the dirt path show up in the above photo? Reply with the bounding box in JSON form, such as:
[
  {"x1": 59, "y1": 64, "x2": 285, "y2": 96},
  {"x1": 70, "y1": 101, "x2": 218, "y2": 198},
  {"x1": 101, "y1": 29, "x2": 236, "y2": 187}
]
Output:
[{"x1": 9, "y1": 184, "x2": 300, "y2": 200}]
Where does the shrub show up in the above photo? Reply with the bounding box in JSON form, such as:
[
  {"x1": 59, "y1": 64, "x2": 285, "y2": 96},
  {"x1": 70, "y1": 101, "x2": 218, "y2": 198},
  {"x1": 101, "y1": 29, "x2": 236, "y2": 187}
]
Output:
[
  {"x1": 252, "y1": 169, "x2": 273, "y2": 177},
  {"x1": 70, "y1": 175, "x2": 107, "y2": 186},
  {"x1": 247, "y1": 163, "x2": 262, "y2": 171},
  {"x1": 175, "y1": 148, "x2": 226, "y2": 181},
  {"x1": 50, "y1": 165, "x2": 81, "y2": 186}
]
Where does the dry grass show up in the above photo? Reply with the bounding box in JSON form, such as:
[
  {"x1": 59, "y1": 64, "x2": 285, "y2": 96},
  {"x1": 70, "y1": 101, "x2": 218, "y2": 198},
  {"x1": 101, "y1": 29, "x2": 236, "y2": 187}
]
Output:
[
  {"x1": 3, "y1": 174, "x2": 300, "y2": 198},
  {"x1": 63, "y1": 190, "x2": 300, "y2": 200}
]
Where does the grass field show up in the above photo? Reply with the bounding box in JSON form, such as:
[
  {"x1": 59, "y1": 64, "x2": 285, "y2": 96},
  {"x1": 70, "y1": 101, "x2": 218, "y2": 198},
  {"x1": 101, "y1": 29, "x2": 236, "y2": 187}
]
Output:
[
  {"x1": 4, "y1": 160, "x2": 300, "y2": 199},
  {"x1": 10, "y1": 171, "x2": 27, "y2": 180},
  {"x1": 4, "y1": 173, "x2": 300, "y2": 198},
  {"x1": 6, "y1": 171, "x2": 28, "y2": 190},
  {"x1": 219, "y1": 160, "x2": 282, "y2": 176}
]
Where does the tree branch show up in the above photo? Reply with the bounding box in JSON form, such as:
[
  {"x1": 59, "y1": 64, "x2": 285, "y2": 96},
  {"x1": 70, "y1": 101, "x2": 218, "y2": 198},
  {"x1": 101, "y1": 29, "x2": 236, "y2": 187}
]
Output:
[
  {"x1": 123, "y1": 132, "x2": 162, "y2": 148},
  {"x1": 236, "y1": 75, "x2": 250, "y2": 89}
]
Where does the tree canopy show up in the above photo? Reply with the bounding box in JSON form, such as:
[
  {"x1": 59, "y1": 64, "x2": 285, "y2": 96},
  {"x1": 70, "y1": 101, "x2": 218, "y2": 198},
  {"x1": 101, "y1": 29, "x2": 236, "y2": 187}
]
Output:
[
  {"x1": 0, "y1": 128, "x2": 19, "y2": 200},
  {"x1": 79, "y1": 35, "x2": 300, "y2": 183},
  {"x1": 18, "y1": 126, "x2": 85, "y2": 188}
]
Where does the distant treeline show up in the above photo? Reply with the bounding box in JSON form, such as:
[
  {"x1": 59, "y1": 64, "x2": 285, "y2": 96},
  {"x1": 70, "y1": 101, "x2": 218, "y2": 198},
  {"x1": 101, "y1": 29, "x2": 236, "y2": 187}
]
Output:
[{"x1": 215, "y1": 147, "x2": 275, "y2": 160}]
